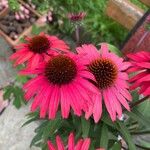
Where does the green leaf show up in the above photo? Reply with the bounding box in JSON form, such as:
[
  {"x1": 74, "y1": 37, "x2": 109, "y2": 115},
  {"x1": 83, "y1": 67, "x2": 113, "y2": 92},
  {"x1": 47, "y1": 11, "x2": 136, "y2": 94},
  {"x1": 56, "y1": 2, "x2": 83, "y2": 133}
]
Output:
[
  {"x1": 126, "y1": 108, "x2": 150, "y2": 130},
  {"x1": 3, "y1": 85, "x2": 26, "y2": 109},
  {"x1": 111, "y1": 141, "x2": 121, "y2": 150},
  {"x1": 3, "y1": 85, "x2": 13, "y2": 100},
  {"x1": 22, "y1": 111, "x2": 39, "y2": 127},
  {"x1": 13, "y1": 86, "x2": 26, "y2": 109},
  {"x1": 32, "y1": 25, "x2": 43, "y2": 35},
  {"x1": 101, "y1": 113, "x2": 116, "y2": 129},
  {"x1": 81, "y1": 117, "x2": 90, "y2": 138},
  {"x1": 131, "y1": 90, "x2": 139, "y2": 103},
  {"x1": 136, "y1": 98, "x2": 150, "y2": 118},
  {"x1": 30, "y1": 131, "x2": 43, "y2": 147},
  {"x1": 16, "y1": 75, "x2": 29, "y2": 84},
  {"x1": 100, "y1": 123, "x2": 108, "y2": 149},
  {"x1": 116, "y1": 120, "x2": 136, "y2": 150},
  {"x1": 8, "y1": 0, "x2": 20, "y2": 11},
  {"x1": 108, "y1": 44, "x2": 123, "y2": 57}
]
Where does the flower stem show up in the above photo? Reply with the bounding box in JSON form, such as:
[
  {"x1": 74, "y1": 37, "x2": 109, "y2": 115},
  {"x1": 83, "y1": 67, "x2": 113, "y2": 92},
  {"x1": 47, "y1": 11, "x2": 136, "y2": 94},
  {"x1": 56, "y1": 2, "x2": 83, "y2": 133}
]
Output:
[
  {"x1": 130, "y1": 96, "x2": 149, "y2": 109},
  {"x1": 75, "y1": 25, "x2": 80, "y2": 46}
]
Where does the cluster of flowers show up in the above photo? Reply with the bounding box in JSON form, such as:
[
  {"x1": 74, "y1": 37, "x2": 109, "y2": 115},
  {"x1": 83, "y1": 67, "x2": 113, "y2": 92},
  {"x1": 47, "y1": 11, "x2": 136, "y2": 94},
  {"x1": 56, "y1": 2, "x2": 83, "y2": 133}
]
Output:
[{"x1": 10, "y1": 32, "x2": 150, "y2": 149}]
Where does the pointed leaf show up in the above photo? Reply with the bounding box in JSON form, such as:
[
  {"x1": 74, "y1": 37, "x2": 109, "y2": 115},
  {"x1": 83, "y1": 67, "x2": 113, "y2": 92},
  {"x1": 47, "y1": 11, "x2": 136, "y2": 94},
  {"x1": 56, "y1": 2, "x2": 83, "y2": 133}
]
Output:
[
  {"x1": 81, "y1": 117, "x2": 90, "y2": 138},
  {"x1": 100, "y1": 123, "x2": 108, "y2": 149}
]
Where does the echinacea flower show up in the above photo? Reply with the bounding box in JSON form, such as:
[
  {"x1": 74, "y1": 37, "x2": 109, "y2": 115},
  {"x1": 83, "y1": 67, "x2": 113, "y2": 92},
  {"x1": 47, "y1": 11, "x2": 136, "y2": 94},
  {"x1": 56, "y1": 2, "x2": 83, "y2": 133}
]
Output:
[
  {"x1": 47, "y1": 132, "x2": 91, "y2": 150},
  {"x1": 127, "y1": 51, "x2": 150, "y2": 96},
  {"x1": 77, "y1": 44, "x2": 131, "y2": 122},
  {"x1": 10, "y1": 32, "x2": 69, "y2": 69},
  {"x1": 67, "y1": 12, "x2": 86, "y2": 22},
  {"x1": 22, "y1": 53, "x2": 97, "y2": 119}
]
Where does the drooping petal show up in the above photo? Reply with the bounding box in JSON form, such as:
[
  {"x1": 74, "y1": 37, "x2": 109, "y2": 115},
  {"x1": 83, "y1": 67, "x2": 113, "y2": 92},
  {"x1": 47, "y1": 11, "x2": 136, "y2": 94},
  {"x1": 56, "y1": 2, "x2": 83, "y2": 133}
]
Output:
[
  {"x1": 68, "y1": 133, "x2": 75, "y2": 150},
  {"x1": 103, "y1": 90, "x2": 116, "y2": 121},
  {"x1": 80, "y1": 138, "x2": 91, "y2": 150},
  {"x1": 48, "y1": 86, "x2": 60, "y2": 119},
  {"x1": 75, "y1": 139, "x2": 84, "y2": 150},
  {"x1": 56, "y1": 136, "x2": 65, "y2": 150},
  {"x1": 47, "y1": 141, "x2": 56, "y2": 150},
  {"x1": 60, "y1": 85, "x2": 70, "y2": 119},
  {"x1": 93, "y1": 93, "x2": 102, "y2": 123}
]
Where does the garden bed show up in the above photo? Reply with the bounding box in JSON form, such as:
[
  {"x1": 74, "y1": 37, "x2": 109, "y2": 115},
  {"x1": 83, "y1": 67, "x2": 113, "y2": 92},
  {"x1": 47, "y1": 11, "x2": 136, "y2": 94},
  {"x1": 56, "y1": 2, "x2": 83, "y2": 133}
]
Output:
[{"x1": 0, "y1": 1, "x2": 42, "y2": 46}]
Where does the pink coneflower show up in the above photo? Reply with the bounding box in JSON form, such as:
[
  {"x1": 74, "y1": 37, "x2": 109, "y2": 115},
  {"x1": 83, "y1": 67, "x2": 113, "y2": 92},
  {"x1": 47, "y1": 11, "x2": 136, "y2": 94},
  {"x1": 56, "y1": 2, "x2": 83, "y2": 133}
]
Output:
[
  {"x1": 10, "y1": 32, "x2": 69, "y2": 69},
  {"x1": 47, "y1": 132, "x2": 91, "y2": 150},
  {"x1": 77, "y1": 44, "x2": 131, "y2": 122},
  {"x1": 67, "y1": 12, "x2": 86, "y2": 22},
  {"x1": 22, "y1": 53, "x2": 97, "y2": 119},
  {"x1": 127, "y1": 51, "x2": 150, "y2": 96}
]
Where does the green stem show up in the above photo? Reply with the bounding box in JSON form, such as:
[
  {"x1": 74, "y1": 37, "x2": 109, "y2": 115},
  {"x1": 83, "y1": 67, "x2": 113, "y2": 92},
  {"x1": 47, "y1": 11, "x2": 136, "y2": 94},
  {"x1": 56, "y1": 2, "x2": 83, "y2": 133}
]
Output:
[
  {"x1": 130, "y1": 96, "x2": 149, "y2": 109},
  {"x1": 75, "y1": 25, "x2": 80, "y2": 46}
]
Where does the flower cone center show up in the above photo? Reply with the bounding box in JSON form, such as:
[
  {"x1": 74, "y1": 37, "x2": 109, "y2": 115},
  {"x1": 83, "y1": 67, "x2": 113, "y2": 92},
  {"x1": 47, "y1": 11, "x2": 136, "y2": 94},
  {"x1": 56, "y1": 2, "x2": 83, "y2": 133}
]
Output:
[
  {"x1": 29, "y1": 35, "x2": 50, "y2": 53},
  {"x1": 88, "y1": 58, "x2": 118, "y2": 89},
  {"x1": 45, "y1": 55, "x2": 77, "y2": 85}
]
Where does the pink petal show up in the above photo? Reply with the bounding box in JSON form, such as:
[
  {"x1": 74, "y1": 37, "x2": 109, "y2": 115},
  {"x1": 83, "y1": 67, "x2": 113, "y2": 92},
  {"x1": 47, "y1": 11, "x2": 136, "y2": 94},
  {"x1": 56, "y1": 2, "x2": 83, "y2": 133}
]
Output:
[
  {"x1": 108, "y1": 88, "x2": 122, "y2": 118},
  {"x1": 10, "y1": 48, "x2": 29, "y2": 60},
  {"x1": 68, "y1": 133, "x2": 75, "y2": 150},
  {"x1": 129, "y1": 72, "x2": 147, "y2": 82},
  {"x1": 19, "y1": 67, "x2": 45, "y2": 75},
  {"x1": 113, "y1": 87, "x2": 130, "y2": 111},
  {"x1": 136, "y1": 74, "x2": 150, "y2": 83},
  {"x1": 23, "y1": 76, "x2": 45, "y2": 89},
  {"x1": 103, "y1": 90, "x2": 116, "y2": 121},
  {"x1": 120, "y1": 62, "x2": 131, "y2": 71},
  {"x1": 60, "y1": 86, "x2": 70, "y2": 118},
  {"x1": 48, "y1": 86, "x2": 60, "y2": 119},
  {"x1": 76, "y1": 77, "x2": 99, "y2": 94},
  {"x1": 28, "y1": 54, "x2": 41, "y2": 69},
  {"x1": 70, "y1": 81, "x2": 89, "y2": 112},
  {"x1": 80, "y1": 138, "x2": 91, "y2": 150},
  {"x1": 127, "y1": 66, "x2": 141, "y2": 73},
  {"x1": 79, "y1": 71, "x2": 96, "y2": 81},
  {"x1": 40, "y1": 84, "x2": 52, "y2": 118},
  {"x1": 47, "y1": 141, "x2": 56, "y2": 150},
  {"x1": 115, "y1": 78, "x2": 129, "y2": 89},
  {"x1": 56, "y1": 136, "x2": 65, "y2": 150},
  {"x1": 24, "y1": 84, "x2": 40, "y2": 100},
  {"x1": 101, "y1": 43, "x2": 109, "y2": 57},
  {"x1": 14, "y1": 51, "x2": 33, "y2": 66},
  {"x1": 67, "y1": 85, "x2": 82, "y2": 116},
  {"x1": 73, "y1": 80, "x2": 92, "y2": 105},
  {"x1": 115, "y1": 84, "x2": 132, "y2": 101},
  {"x1": 118, "y1": 72, "x2": 129, "y2": 80},
  {"x1": 143, "y1": 87, "x2": 150, "y2": 96},
  {"x1": 93, "y1": 94, "x2": 102, "y2": 123},
  {"x1": 75, "y1": 139, "x2": 84, "y2": 150},
  {"x1": 31, "y1": 83, "x2": 48, "y2": 112},
  {"x1": 135, "y1": 62, "x2": 150, "y2": 69},
  {"x1": 127, "y1": 52, "x2": 150, "y2": 62}
]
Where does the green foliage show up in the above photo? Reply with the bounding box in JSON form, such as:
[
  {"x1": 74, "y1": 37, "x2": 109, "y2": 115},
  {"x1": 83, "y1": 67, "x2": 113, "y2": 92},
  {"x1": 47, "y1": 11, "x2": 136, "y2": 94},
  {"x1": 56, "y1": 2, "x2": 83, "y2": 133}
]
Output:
[
  {"x1": 99, "y1": 123, "x2": 108, "y2": 149},
  {"x1": 108, "y1": 44, "x2": 123, "y2": 57},
  {"x1": 8, "y1": 0, "x2": 20, "y2": 11},
  {"x1": 25, "y1": 110, "x2": 149, "y2": 149},
  {"x1": 31, "y1": 25, "x2": 45, "y2": 35},
  {"x1": 3, "y1": 74, "x2": 29, "y2": 109},
  {"x1": 3, "y1": 84, "x2": 26, "y2": 109},
  {"x1": 111, "y1": 142, "x2": 121, "y2": 150},
  {"x1": 30, "y1": 0, "x2": 128, "y2": 47}
]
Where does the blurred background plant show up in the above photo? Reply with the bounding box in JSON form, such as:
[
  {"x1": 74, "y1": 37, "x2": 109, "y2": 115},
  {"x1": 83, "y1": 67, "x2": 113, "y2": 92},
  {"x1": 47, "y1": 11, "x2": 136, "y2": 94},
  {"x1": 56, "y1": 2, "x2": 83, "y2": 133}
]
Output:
[{"x1": 6, "y1": 0, "x2": 148, "y2": 47}]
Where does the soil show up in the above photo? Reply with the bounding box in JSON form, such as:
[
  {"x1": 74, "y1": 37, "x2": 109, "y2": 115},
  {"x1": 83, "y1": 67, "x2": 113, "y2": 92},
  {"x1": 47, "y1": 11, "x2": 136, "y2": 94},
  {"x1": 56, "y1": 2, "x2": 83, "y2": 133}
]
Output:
[{"x1": 0, "y1": 10, "x2": 38, "y2": 41}]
